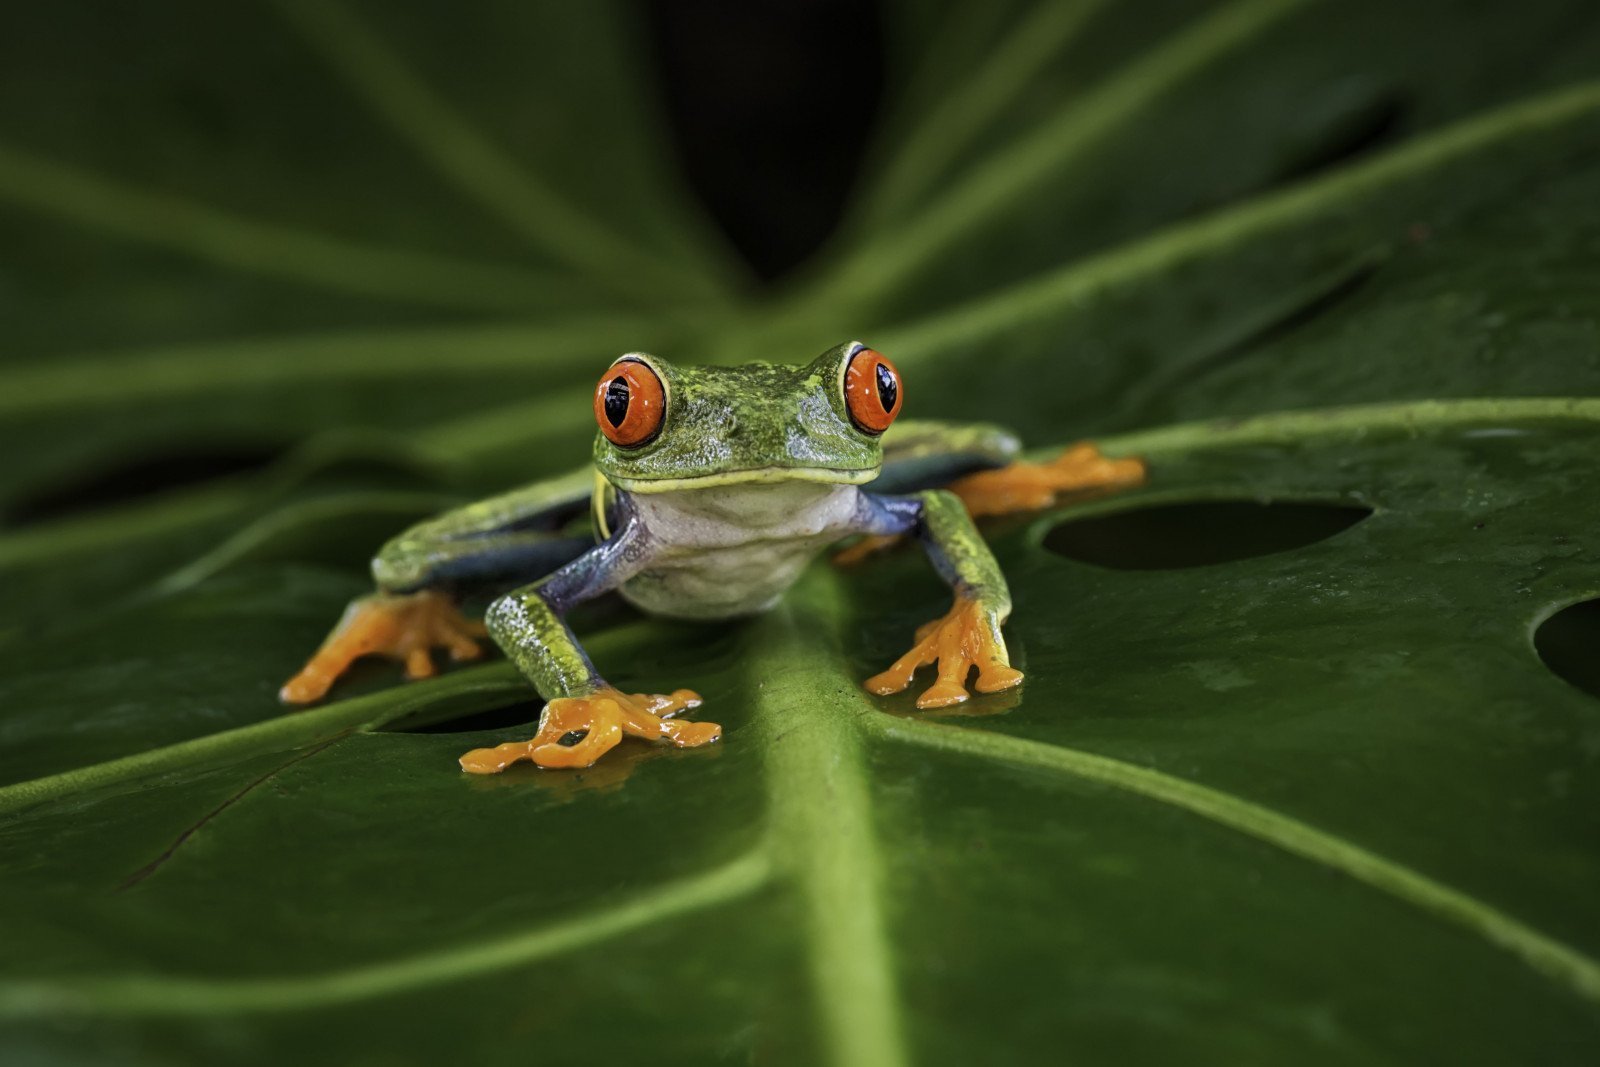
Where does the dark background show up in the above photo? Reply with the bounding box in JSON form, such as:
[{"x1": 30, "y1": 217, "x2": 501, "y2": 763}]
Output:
[{"x1": 648, "y1": 0, "x2": 884, "y2": 281}]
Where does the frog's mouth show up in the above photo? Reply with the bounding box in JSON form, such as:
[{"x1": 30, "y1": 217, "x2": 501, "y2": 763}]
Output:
[{"x1": 609, "y1": 465, "x2": 879, "y2": 493}]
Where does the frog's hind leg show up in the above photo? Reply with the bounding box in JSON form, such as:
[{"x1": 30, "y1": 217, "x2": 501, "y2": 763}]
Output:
[
  {"x1": 280, "y1": 591, "x2": 488, "y2": 703},
  {"x1": 863, "y1": 419, "x2": 1022, "y2": 497},
  {"x1": 947, "y1": 441, "x2": 1145, "y2": 518},
  {"x1": 836, "y1": 420, "x2": 1018, "y2": 564},
  {"x1": 836, "y1": 422, "x2": 1144, "y2": 564},
  {"x1": 281, "y1": 468, "x2": 597, "y2": 705}
]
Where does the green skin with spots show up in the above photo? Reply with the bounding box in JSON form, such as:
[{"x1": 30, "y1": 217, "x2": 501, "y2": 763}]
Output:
[{"x1": 370, "y1": 341, "x2": 1020, "y2": 702}]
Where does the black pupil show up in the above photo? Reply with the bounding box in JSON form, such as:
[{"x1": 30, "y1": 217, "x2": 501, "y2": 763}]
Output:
[
  {"x1": 604, "y1": 377, "x2": 630, "y2": 427},
  {"x1": 874, "y1": 363, "x2": 897, "y2": 412}
]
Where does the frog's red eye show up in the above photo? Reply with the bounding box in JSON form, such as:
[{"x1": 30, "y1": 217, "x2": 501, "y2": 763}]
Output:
[
  {"x1": 844, "y1": 347, "x2": 902, "y2": 435},
  {"x1": 594, "y1": 358, "x2": 665, "y2": 448}
]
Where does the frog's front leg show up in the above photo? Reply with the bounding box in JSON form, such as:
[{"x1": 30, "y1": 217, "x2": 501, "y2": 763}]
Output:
[
  {"x1": 458, "y1": 519, "x2": 721, "y2": 774},
  {"x1": 854, "y1": 491, "x2": 1025, "y2": 708}
]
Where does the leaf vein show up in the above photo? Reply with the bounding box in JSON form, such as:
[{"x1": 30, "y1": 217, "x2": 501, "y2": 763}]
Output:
[
  {"x1": 0, "y1": 851, "x2": 771, "y2": 1016},
  {"x1": 880, "y1": 80, "x2": 1600, "y2": 358},
  {"x1": 0, "y1": 666, "x2": 526, "y2": 817},
  {"x1": 858, "y1": 0, "x2": 1110, "y2": 222},
  {"x1": 818, "y1": 0, "x2": 1307, "y2": 309},
  {"x1": 868, "y1": 714, "x2": 1600, "y2": 1004},
  {"x1": 270, "y1": 0, "x2": 727, "y2": 306},
  {"x1": 0, "y1": 143, "x2": 563, "y2": 312},
  {"x1": 117, "y1": 733, "x2": 347, "y2": 890},
  {"x1": 757, "y1": 592, "x2": 909, "y2": 1067}
]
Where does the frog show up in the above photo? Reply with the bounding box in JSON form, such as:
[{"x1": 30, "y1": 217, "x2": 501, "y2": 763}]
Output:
[{"x1": 280, "y1": 342, "x2": 1144, "y2": 773}]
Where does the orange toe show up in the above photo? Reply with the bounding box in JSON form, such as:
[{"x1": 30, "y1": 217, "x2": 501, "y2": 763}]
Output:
[
  {"x1": 279, "y1": 669, "x2": 335, "y2": 705},
  {"x1": 458, "y1": 741, "x2": 538, "y2": 775},
  {"x1": 663, "y1": 719, "x2": 722, "y2": 747},
  {"x1": 915, "y1": 681, "x2": 971, "y2": 709},
  {"x1": 975, "y1": 664, "x2": 1025, "y2": 694}
]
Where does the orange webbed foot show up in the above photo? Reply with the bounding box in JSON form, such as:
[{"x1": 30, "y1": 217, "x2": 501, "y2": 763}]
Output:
[
  {"x1": 947, "y1": 441, "x2": 1145, "y2": 518},
  {"x1": 458, "y1": 688, "x2": 719, "y2": 773},
  {"x1": 865, "y1": 597, "x2": 1023, "y2": 709},
  {"x1": 279, "y1": 591, "x2": 488, "y2": 705}
]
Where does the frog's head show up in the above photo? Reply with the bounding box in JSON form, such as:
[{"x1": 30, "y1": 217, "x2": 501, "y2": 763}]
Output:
[{"x1": 591, "y1": 341, "x2": 904, "y2": 492}]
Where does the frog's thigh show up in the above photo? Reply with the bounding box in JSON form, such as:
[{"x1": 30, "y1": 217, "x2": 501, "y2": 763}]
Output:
[{"x1": 868, "y1": 420, "x2": 1021, "y2": 497}]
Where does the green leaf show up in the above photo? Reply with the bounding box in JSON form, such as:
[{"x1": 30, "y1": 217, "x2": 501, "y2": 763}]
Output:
[{"x1": 3, "y1": 2, "x2": 1600, "y2": 1064}]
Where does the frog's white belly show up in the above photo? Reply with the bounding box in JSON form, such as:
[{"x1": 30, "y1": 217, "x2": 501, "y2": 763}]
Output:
[{"x1": 620, "y1": 481, "x2": 862, "y2": 620}]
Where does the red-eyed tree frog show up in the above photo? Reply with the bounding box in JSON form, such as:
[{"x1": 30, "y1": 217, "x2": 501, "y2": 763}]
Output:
[{"x1": 281, "y1": 343, "x2": 1144, "y2": 772}]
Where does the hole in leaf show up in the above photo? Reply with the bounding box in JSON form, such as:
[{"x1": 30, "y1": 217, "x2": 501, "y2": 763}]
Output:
[
  {"x1": 382, "y1": 702, "x2": 540, "y2": 736},
  {"x1": 1043, "y1": 500, "x2": 1372, "y2": 570},
  {"x1": 1535, "y1": 599, "x2": 1600, "y2": 701},
  {"x1": 5, "y1": 443, "x2": 285, "y2": 527}
]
